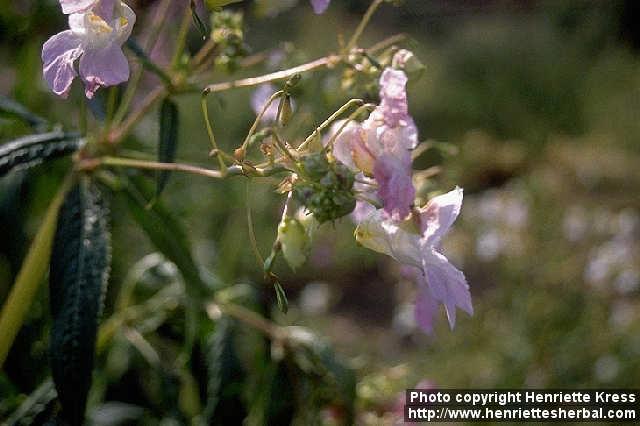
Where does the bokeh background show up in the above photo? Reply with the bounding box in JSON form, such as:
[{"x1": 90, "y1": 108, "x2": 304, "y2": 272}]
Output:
[{"x1": 1, "y1": 0, "x2": 639, "y2": 424}]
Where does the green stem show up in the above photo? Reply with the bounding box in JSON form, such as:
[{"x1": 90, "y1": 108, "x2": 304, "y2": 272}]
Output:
[
  {"x1": 346, "y1": 0, "x2": 385, "y2": 52},
  {"x1": 201, "y1": 92, "x2": 228, "y2": 173},
  {"x1": 0, "y1": 176, "x2": 73, "y2": 367},
  {"x1": 241, "y1": 90, "x2": 284, "y2": 152},
  {"x1": 298, "y1": 98, "x2": 364, "y2": 151}
]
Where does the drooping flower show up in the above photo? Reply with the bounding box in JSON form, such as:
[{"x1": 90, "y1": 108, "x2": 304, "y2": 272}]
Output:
[
  {"x1": 42, "y1": 1, "x2": 135, "y2": 98},
  {"x1": 327, "y1": 68, "x2": 418, "y2": 220},
  {"x1": 310, "y1": 0, "x2": 331, "y2": 14},
  {"x1": 355, "y1": 187, "x2": 473, "y2": 333}
]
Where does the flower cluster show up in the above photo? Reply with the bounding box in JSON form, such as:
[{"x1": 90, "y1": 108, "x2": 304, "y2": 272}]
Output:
[
  {"x1": 42, "y1": 0, "x2": 135, "y2": 98},
  {"x1": 328, "y1": 60, "x2": 472, "y2": 333}
]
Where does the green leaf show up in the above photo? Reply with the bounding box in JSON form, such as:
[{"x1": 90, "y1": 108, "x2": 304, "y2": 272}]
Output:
[
  {"x1": 204, "y1": 317, "x2": 246, "y2": 424},
  {"x1": 0, "y1": 131, "x2": 82, "y2": 178},
  {"x1": 0, "y1": 95, "x2": 48, "y2": 130},
  {"x1": 190, "y1": 0, "x2": 209, "y2": 40},
  {"x1": 120, "y1": 175, "x2": 210, "y2": 297},
  {"x1": 49, "y1": 178, "x2": 111, "y2": 426},
  {"x1": 125, "y1": 39, "x2": 173, "y2": 86},
  {"x1": 156, "y1": 99, "x2": 179, "y2": 198}
]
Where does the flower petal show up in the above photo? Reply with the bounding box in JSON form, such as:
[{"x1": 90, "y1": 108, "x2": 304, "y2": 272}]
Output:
[
  {"x1": 422, "y1": 249, "x2": 473, "y2": 329},
  {"x1": 42, "y1": 30, "x2": 83, "y2": 98},
  {"x1": 79, "y1": 44, "x2": 129, "y2": 98},
  {"x1": 373, "y1": 153, "x2": 415, "y2": 221},
  {"x1": 419, "y1": 186, "x2": 463, "y2": 247},
  {"x1": 60, "y1": 0, "x2": 98, "y2": 14},
  {"x1": 414, "y1": 283, "x2": 440, "y2": 334},
  {"x1": 310, "y1": 0, "x2": 330, "y2": 14}
]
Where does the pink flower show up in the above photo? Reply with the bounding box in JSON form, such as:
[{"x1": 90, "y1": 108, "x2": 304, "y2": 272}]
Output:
[
  {"x1": 328, "y1": 68, "x2": 418, "y2": 220},
  {"x1": 59, "y1": 0, "x2": 101, "y2": 14},
  {"x1": 355, "y1": 187, "x2": 472, "y2": 333},
  {"x1": 42, "y1": 1, "x2": 135, "y2": 98},
  {"x1": 310, "y1": 0, "x2": 331, "y2": 14}
]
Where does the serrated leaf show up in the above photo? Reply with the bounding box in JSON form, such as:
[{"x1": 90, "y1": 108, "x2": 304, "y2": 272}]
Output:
[
  {"x1": 204, "y1": 317, "x2": 246, "y2": 424},
  {"x1": 0, "y1": 95, "x2": 48, "y2": 130},
  {"x1": 120, "y1": 175, "x2": 209, "y2": 297},
  {"x1": 156, "y1": 99, "x2": 179, "y2": 198},
  {"x1": 0, "y1": 131, "x2": 82, "y2": 178},
  {"x1": 49, "y1": 178, "x2": 111, "y2": 426}
]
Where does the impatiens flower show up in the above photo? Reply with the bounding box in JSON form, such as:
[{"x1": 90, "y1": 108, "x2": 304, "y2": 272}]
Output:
[
  {"x1": 42, "y1": 0, "x2": 135, "y2": 98},
  {"x1": 355, "y1": 187, "x2": 473, "y2": 333},
  {"x1": 327, "y1": 68, "x2": 418, "y2": 220},
  {"x1": 310, "y1": 0, "x2": 330, "y2": 14}
]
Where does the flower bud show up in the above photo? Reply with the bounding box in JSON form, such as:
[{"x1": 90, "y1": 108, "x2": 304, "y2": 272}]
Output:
[{"x1": 278, "y1": 217, "x2": 309, "y2": 270}]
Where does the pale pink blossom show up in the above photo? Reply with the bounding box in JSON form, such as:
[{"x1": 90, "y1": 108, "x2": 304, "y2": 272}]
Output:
[
  {"x1": 355, "y1": 187, "x2": 472, "y2": 333},
  {"x1": 43, "y1": 1, "x2": 135, "y2": 98},
  {"x1": 327, "y1": 68, "x2": 419, "y2": 220}
]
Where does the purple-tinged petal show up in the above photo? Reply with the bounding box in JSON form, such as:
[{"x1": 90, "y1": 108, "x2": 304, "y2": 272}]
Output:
[
  {"x1": 373, "y1": 153, "x2": 415, "y2": 221},
  {"x1": 60, "y1": 0, "x2": 99, "y2": 14},
  {"x1": 378, "y1": 68, "x2": 410, "y2": 128},
  {"x1": 310, "y1": 0, "x2": 330, "y2": 14},
  {"x1": 42, "y1": 30, "x2": 83, "y2": 98},
  {"x1": 422, "y1": 249, "x2": 473, "y2": 329},
  {"x1": 414, "y1": 283, "x2": 439, "y2": 335},
  {"x1": 419, "y1": 187, "x2": 463, "y2": 247},
  {"x1": 79, "y1": 44, "x2": 129, "y2": 98},
  {"x1": 93, "y1": 0, "x2": 116, "y2": 21}
]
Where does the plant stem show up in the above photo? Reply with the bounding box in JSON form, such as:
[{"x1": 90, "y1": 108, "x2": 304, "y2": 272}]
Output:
[
  {"x1": 245, "y1": 181, "x2": 264, "y2": 267},
  {"x1": 241, "y1": 90, "x2": 284, "y2": 152},
  {"x1": 0, "y1": 176, "x2": 72, "y2": 368},
  {"x1": 346, "y1": 0, "x2": 385, "y2": 51},
  {"x1": 203, "y1": 55, "x2": 340, "y2": 93},
  {"x1": 110, "y1": 86, "x2": 167, "y2": 143},
  {"x1": 201, "y1": 92, "x2": 228, "y2": 172},
  {"x1": 298, "y1": 98, "x2": 364, "y2": 151}
]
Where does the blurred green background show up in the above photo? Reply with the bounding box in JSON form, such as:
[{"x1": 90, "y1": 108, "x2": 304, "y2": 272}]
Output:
[{"x1": 1, "y1": 0, "x2": 639, "y2": 424}]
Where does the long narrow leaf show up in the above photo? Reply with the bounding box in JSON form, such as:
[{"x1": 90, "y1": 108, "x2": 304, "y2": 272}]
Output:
[
  {"x1": 125, "y1": 39, "x2": 173, "y2": 86},
  {"x1": 49, "y1": 178, "x2": 111, "y2": 426},
  {"x1": 0, "y1": 95, "x2": 48, "y2": 130},
  {"x1": 120, "y1": 175, "x2": 209, "y2": 297},
  {"x1": 0, "y1": 131, "x2": 82, "y2": 178},
  {"x1": 157, "y1": 99, "x2": 179, "y2": 197}
]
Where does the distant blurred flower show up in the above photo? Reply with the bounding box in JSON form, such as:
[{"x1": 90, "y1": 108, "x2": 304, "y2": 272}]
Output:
[
  {"x1": 356, "y1": 187, "x2": 473, "y2": 333},
  {"x1": 310, "y1": 0, "x2": 330, "y2": 14},
  {"x1": 299, "y1": 282, "x2": 331, "y2": 314},
  {"x1": 563, "y1": 205, "x2": 588, "y2": 242},
  {"x1": 43, "y1": 1, "x2": 135, "y2": 98},
  {"x1": 475, "y1": 229, "x2": 504, "y2": 261}
]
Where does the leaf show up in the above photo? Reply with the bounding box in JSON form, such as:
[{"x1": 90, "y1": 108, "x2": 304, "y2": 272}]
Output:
[
  {"x1": 190, "y1": 0, "x2": 209, "y2": 40},
  {"x1": 0, "y1": 95, "x2": 48, "y2": 130},
  {"x1": 49, "y1": 178, "x2": 111, "y2": 426},
  {"x1": 204, "y1": 317, "x2": 246, "y2": 424},
  {"x1": 156, "y1": 99, "x2": 179, "y2": 198},
  {"x1": 0, "y1": 179, "x2": 71, "y2": 368},
  {"x1": 0, "y1": 131, "x2": 82, "y2": 178},
  {"x1": 125, "y1": 39, "x2": 173, "y2": 86},
  {"x1": 120, "y1": 175, "x2": 210, "y2": 298}
]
